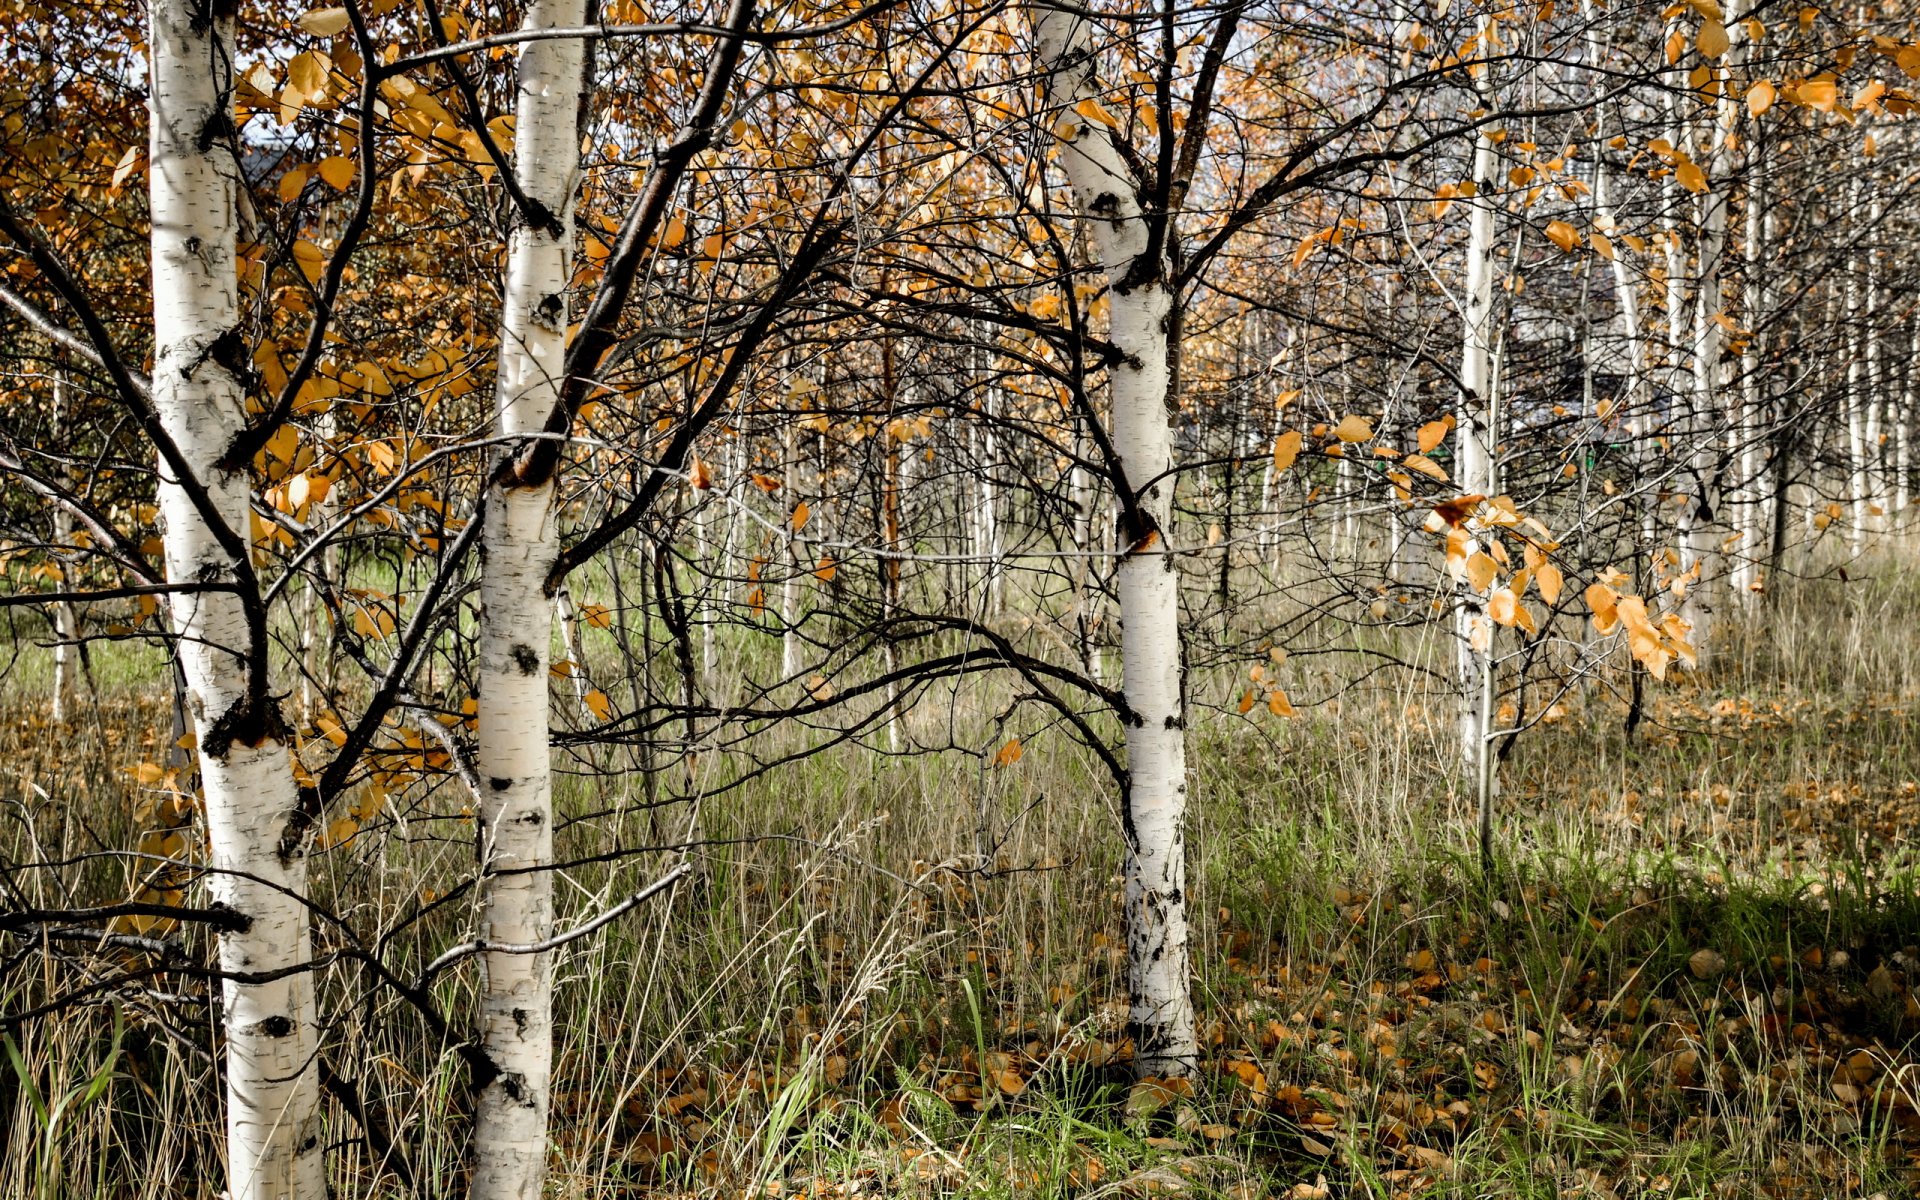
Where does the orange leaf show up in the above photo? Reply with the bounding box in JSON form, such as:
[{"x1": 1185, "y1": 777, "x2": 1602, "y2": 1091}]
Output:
[
  {"x1": 1330, "y1": 414, "x2": 1373, "y2": 443},
  {"x1": 993, "y1": 737, "x2": 1023, "y2": 767},
  {"x1": 1416, "y1": 420, "x2": 1449, "y2": 452},
  {"x1": 1464, "y1": 552, "x2": 1498, "y2": 593},
  {"x1": 790, "y1": 500, "x2": 811, "y2": 531},
  {"x1": 1272, "y1": 430, "x2": 1302, "y2": 472}
]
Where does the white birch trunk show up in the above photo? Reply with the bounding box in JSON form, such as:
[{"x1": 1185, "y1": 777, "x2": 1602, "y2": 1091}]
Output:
[
  {"x1": 1035, "y1": 0, "x2": 1196, "y2": 1076},
  {"x1": 780, "y1": 423, "x2": 805, "y2": 680},
  {"x1": 977, "y1": 385, "x2": 1004, "y2": 614},
  {"x1": 1863, "y1": 195, "x2": 1885, "y2": 534},
  {"x1": 1899, "y1": 315, "x2": 1917, "y2": 519},
  {"x1": 1733, "y1": 125, "x2": 1768, "y2": 600},
  {"x1": 1846, "y1": 194, "x2": 1869, "y2": 556},
  {"x1": 1682, "y1": 63, "x2": 1735, "y2": 659},
  {"x1": 149, "y1": 2, "x2": 324, "y2": 1194},
  {"x1": 472, "y1": 4, "x2": 584, "y2": 1195},
  {"x1": 553, "y1": 585, "x2": 594, "y2": 719},
  {"x1": 1070, "y1": 412, "x2": 1102, "y2": 685},
  {"x1": 1456, "y1": 99, "x2": 1498, "y2": 801},
  {"x1": 50, "y1": 375, "x2": 78, "y2": 722}
]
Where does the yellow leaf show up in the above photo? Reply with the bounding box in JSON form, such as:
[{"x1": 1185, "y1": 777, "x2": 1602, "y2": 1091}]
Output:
[
  {"x1": 1697, "y1": 19, "x2": 1729, "y2": 58},
  {"x1": 278, "y1": 164, "x2": 311, "y2": 201},
  {"x1": 287, "y1": 50, "x2": 330, "y2": 98},
  {"x1": 1417, "y1": 420, "x2": 1449, "y2": 452},
  {"x1": 1488, "y1": 586, "x2": 1518, "y2": 626},
  {"x1": 1748, "y1": 78, "x2": 1776, "y2": 115},
  {"x1": 321, "y1": 817, "x2": 359, "y2": 849},
  {"x1": 1465, "y1": 551, "x2": 1498, "y2": 592},
  {"x1": 1272, "y1": 430, "x2": 1302, "y2": 472},
  {"x1": 1590, "y1": 231, "x2": 1615, "y2": 260},
  {"x1": 1536, "y1": 562, "x2": 1564, "y2": 605},
  {"x1": 1330, "y1": 414, "x2": 1373, "y2": 443},
  {"x1": 291, "y1": 238, "x2": 325, "y2": 282},
  {"x1": 316, "y1": 154, "x2": 355, "y2": 191},
  {"x1": 1543, "y1": 220, "x2": 1579, "y2": 252},
  {"x1": 1799, "y1": 79, "x2": 1837, "y2": 112},
  {"x1": 110, "y1": 145, "x2": 143, "y2": 189},
  {"x1": 993, "y1": 737, "x2": 1023, "y2": 767},
  {"x1": 1074, "y1": 97, "x2": 1121, "y2": 129},
  {"x1": 1403, "y1": 453, "x2": 1448, "y2": 482},
  {"x1": 297, "y1": 6, "x2": 351, "y2": 36},
  {"x1": 134, "y1": 761, "x2": 165, "y2": 785},
  {"x1": 580, "y1": 603, "x2": 613, "y2": 629},
  {"x1": 1675, "y1": 160, "x2": 1707, "y2": 193},
  {"x1": 1267, "y1": 688, "x2": 1297, "y2": 718},
  {"x1": 584, "y1": 689, "x2": 613, "y2": 721}
]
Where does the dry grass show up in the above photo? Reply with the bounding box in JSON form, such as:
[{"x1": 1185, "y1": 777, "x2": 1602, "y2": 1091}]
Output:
[{"x1": 7, "y1": 547, "x2": 1920, "y2": 1199}]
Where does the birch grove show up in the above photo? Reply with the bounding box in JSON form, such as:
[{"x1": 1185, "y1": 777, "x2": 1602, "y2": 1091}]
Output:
[{"x1": 5, "y1": 0, "x2": 1920, "y2": 1193}]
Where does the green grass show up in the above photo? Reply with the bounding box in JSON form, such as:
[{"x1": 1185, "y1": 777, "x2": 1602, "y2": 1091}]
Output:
[{"x1": 7, "y1": 547, "x2": 1920, "y2": 1197}]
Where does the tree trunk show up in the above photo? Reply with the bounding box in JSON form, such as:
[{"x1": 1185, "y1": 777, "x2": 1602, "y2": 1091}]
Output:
[
  {"x1": 1682, "y1": 53, "x2": 1736, "y2": 656},
  {"x1": 1456, "y1": 80, "x2": 1498, "y2": 826},
  {"x1": 149, "y1": 1, "x2": 323, "y2": 1193},
  {"x1": 49, "y1": 372, "x2": 78, "y2": 723},
  {"x1": 1035, "y1": 0, "x2": 1196, "y2": 1077},
  {"x1": 472, "y1": 3, "x2": 584, "y2": 1195}
]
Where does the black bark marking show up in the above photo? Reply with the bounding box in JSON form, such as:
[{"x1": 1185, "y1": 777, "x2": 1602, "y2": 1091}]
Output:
[
  {"x1": 509, "y1": 643, "x2": 540, "y2": 676},
  {"x1": 1115, "y1": 251, "x2": 1161, "y2": 296},
  {"x1": 497, "y1": 1071, "x2": 536, "y2": 1108},
  {"x1": 512, "y1": 1007, "x2": 530, "y2": 1035},
  {"x1": 196, "y1": 109, "x2": 234, "y2": 154},
  {"x1": 201, "y1": 692, "x2": 291, "y2": 758},
  {"x1": 253, "y1": 1015, "x2": 295, "y2": 1038},
  {"x1": 205, "y1": 901, "x2": 252, "y2": 933},
  {"x1": 489, "y1": 777, "x2": 514, "y2": 792}
]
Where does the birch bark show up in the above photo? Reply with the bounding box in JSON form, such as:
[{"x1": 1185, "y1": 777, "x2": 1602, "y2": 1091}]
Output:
[
  {"x1": 1456, "y1": 98, "x2": 1498, "y2": 806},
  {"x1": 1034, "y1": 0, "x2": 1196, "y2": 1075},
  {"x1": 472, "y1": 3, "x2": 584, "y2": 1195},
  {"x1": 149, "y1": 1, "x2": 323, "y2": 1194}
]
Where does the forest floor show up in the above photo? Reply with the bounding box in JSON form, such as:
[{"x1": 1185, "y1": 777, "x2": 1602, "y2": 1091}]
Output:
[{"x1": 5, "y1": 558, "x2": 1920, "y2": 1199}]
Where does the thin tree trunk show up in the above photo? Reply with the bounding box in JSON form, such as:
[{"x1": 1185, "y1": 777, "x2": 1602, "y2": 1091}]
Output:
[
  {"x1": 1456, "y1": 71, "x2": 1498, "y2": 830},
  {"x1": 1682, "y1": 49, "x2": 1736, "y2": 657},
  {"x1": 1035, "y1": 0, "x2": 1196, "y2": 1076},
  {"x1": 472, "y1": 4, "x2": 584, "y2": 1195},
  {"x1": 49, "y1": 372, "x2": 77, "y2": 723},
  {"x1": 149, "y1": 1, "x2": 323, "y2": 1193}
]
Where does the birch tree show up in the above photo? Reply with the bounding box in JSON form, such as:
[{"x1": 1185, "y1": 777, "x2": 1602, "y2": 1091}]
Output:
[
  {"x1": 149, "y1": 0, "x2": 322, "y2": 1192},
  {"x1": 1032, "y1": 0, "x2": 1197, "y2": 1075},
  {"x1": 472, "y1": 3, "x2": 586, "y2": 1194}
]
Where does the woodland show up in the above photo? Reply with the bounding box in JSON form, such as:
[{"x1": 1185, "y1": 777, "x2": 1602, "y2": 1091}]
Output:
[{"x1": 3, "y1": 0, "x2": 1920, "y2": 1196}]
